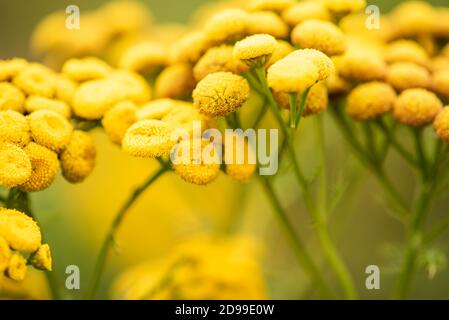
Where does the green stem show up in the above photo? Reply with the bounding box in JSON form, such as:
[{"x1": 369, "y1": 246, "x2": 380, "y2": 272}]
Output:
[
  {"x1": 425, "y1": 214, "x2": 449, "y2": 244},
  {"x1": 295, "y1": 88, "x2": 311, "y2": 127},
  {"x1": 289, "y1": 93, "x2": 298, "y2": 129},
  {"x1": 87, "y1": 166, "x2": 168, "y2": 299}
]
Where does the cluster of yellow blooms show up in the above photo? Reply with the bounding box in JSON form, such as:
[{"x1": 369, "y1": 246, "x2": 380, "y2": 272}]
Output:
[
  {"x1": 111, "y1": 235, "x2": 266, "y2": 300},
  {"x1": 0, "y1": 208, "x2": 52, "y2": 281}
]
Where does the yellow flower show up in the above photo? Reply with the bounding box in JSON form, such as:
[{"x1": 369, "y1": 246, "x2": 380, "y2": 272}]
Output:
[
  {"x1": 6, "y1": 253, "x2": 27, "y2": 281},
  {"x1": 0, "y1": 110, "x2": 31, "y2": 147},
  {"x1": 389, "y1": 1, "x2": 436, "y2": 38},
  {"x1": 431, "y1": 56, "x2": 449, "y2": 73},
  {"x1": 267, "y1": 56, "x2": 319, "y2": 93},
  {"x1": 19, "y1": 142, "x2": 60, "y2": 192},
  {"x1": 434, "y1": 107, "x2": 449, "y2": 143},
  {"x1": 432, "y1": 69, "x2": 449, "y2": 100},
  {"x1": 275, "y1": 82, "x2": 329, "y2": 116},
  {"x1": 0, "y1": 208, "x2": 41, "y2": 253},
  {"x1": 155, "y1": 64, "x2": 195, "y2": 100},
  {"x1": 193, "y1": 72, "x2": 250, "y2": 117},
  {"x1": 267, "y1": 40, "x2": 294, "y2": 67},
  {"x1": 224, "y1": 138, "x2": 256, "y2": 183},
  {"x1": 0, "y1": 82, "x2": 26, "y2": 113},
  {"x1": 60, "y1": 130, "x2": 96, "y2": 183},
  {"x1": 347, "y1": 82, "x2": 396, "y2": 121},
  {"x1": 204, "y1": 9, "x2": 249, "y2": 44},
  {"x1": 337, "y1": 49, "x2": 387, "y2": 82},
  {"x1": 25, "y1": 96, "x2": 71, "y2": 118},
  {"x1": 118, "y1": 42, "x2": 168, "y2": 74},
  {"x1": 102, "y1": 101, "x2": 138, "y2": 145},
  {"x1": 193, "y1": 45, "x2": 248, "y2": 82},
  {"x1": 62, "y1": 57, "x2": 112, "y2": 82},
  {"x1": 247, "y1": 0, "x2": 295, "y2": 13},
  {"x1": 291, "y1": 20, "x2": 346, "y2": 57},
  {"x1": 122, "y1": 119, "x2": 174, "y2": 158},
  {"x1": 30, "y1": 244, "x2": 52, "y2": 271},
  {"x1": 246, "y1": 11, "x2": 289, "y2": 38},
  {"x1": 108, "y1": 70, "x2": 152, "y2": 104},
  {"x1": 386, "y1": 62, "x2": 431, "y2": 92},
  {"x1": 393, "y1": 88, "x2": 443, "y2": 126},
  {"x1": 13, "y1": 63, "x2": 56, "y2": 98},
  {"x1": 27, "y1": 110, "x2": 72, "y2": 153},
  {"x1": 54, "y1": 75, "x2": 78, "y2": 105},
  {"x1": 282, "y1": 2, "x2": 330, "y2": 27},
  {"x1": 384, "y1": 40, "x2": 430, "y2": 69},
  {"x1": 0, "y1": 143, "x2": 32, "y2": 188},
  {"x1": 287, "y1": 49, "x2": 335, "y2": 81},
  {"x1": 0, "y1": 58, "x2": 28, "y2": 81},
  {"x1": 170, "y1": 31, "x2": 211, "y2": 65},
  {"x1": 173, "y1": 139, "x2": 221, "y2": 185},
  {"x1": 323, "y1": 0, "x2": 366, "y2": 15},
  {"x1": 0, "y1": 235, "x2": 11, "y2": 273},
  {"x1": 136, "y1": 99, "x2": 177, "y2": 121},
  {"x1": 233, "y1": 34, "x2": 277, "y2": 67},
  {"x1": 162, "y1": 102, "x2": 208, "y2": 135}
]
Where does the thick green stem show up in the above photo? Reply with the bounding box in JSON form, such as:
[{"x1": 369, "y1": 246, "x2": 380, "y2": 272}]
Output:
[{"x1": 87, "y1": 166, "x2": 168, "y2": 299}]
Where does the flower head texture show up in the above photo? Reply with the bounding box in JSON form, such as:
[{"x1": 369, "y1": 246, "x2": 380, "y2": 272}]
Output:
[
  {"x1": 30, "y1": 244, "x2": 52, "y2": 271},
  {"x1": 6, "y1": 253, "x2": 27, "y2": 281},
  {"x1": 0, "y1": 110, "x2": 31, "y2": 147},
  {"x1": 0, "y1": 82, "x2": 26, "y2": 113},
  {"x1": 267, "y1": 40, "x2": 294, "y2": 67},
  {"x1": 393, "y1": 88, "x2": 443, "y2": 126},
  {"x1": 347, "y1": 82, "x2": 397, "y2": 120},
  {"x1": 19, "y1": 142, "x2": 60, "y2": 192},
  {"x1": 13, "y1": 63, "x2": 56, "y2": 98},
  {"x1": 205, "y1": 9, "x2": 249, "y2": 44},
  {"x1": 62, "y1": 57, "x2": 112, "y2": 82},
  {"x1": 338, "y1": 49, "x2": 387, "y2": 82},
  {"x1": 233, "y1": 34, "x2": 277, "y2": 67},
  {"x1": 60, "y1": 130, "x2": 96, "y2": 183},
  {"x1": 54, "y1": 75, "x2": 77, "y2": 105},
  {"x1": 386, "y1": 62, "x2": 431, "y2": 92},
  {"x1": 0, "y1": 58, "x2": 28, "y2": 81},
  {"x1": 107, "y1": 71, "x2": 152, "y2": 104},
  {"x1": 155, "y1": 63, "x2": 195, "y2": 100},
  {"x1": 193, "y1": 72, "x2": 250, "y2": 117},
  {"x1": 287, "y1": 49, "x2": 335, "y2": 81},
  {"x1": 25, "y1": 96, "x2": 71, "y2": 118},
  {"x1": 0, "y1": 142, "x2": 32, "y2": 188},
  {"x1": 102, "y1": 101, "x2": 138, "y2": 145}
]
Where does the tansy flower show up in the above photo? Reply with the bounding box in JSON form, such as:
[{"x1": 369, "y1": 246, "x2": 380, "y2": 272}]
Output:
[
  {"x1": 431, "y1": 56, "x2": 449, "y2": 73},
  {"x1": 337, "y1": 49, "x2": 387, "y2": 82},
  {"x1": 29, "y1": 244, "x2": 52, "y2": 271},
  {"x1": 0, "y1": 58, "x2": 28, "y2": 81},
  {"x1": 102, "y1": 101, "x2": 138, "y2": 145},
  {"x1": 118, "y1": 42, "x2": 168, "y2": 74},
  {"x1": 27, "y1": 110, "x2": 72, "y2": 153},
  {"x1": 54, "y1": 75, "x2": 78, "y2": 105},
  {"x1": 72, "y1": 78, "x2": 126, "y2": 120},
  {"x1": 162, "y1": 102, "x2": 208, "y2": 135},
  {"x1": 108, "y1": 70, "x2": 152, "y2": 104},
  {"x1": 291, "y1": 20, "x2": 346, "y2": 57},
  {"x1": 323, "y1": 0, "x2": 366, "y2": 15},
  {"x1": 275, "y1": 82, "x2": 329, "y2": 116},
  {"x1": 13, "y1": 63, "x2": 56, "y2": 98},
  {"x1": 0, "y1": 82, "x2": 26, "y2": 113},
  {"x1": 0, "y1": 208, "x2": 41, "y2": 253},
  {"x1": 247, "y1": 0, "x2": 295, "y2": 13},
  {"x1": 0, "y1": 236, "x2": 10, "y2": 273},
  {"x1": 62, "y1": 57, "x2": 112, "y2": 82},
  {"x1": 204, "y1": 9, "x2": 249, "y2": 44},
  {"x1": 155, "y1": 63, "x2": 195, "y2": 100},
  {"x1": 233, "y1": 34, "x2": 277, "y2": 68},
  {"x1": 60, "y1": 130, "x2": 96, "y2": 183},
  {"x1": 393, "y1": 88, "x2": 443, "y2": 126},
  {"x1": 172, "y1": 139, "x2": 220, "y2": 185},
  {"x1": 434, "y1": 107, "x2": 449, "y2": 143},
  {"x1": 384, "y1": 40, "x2": 430, "y2": 69},
  {"x1": 286, "y1": 49, "x2": 335, "y2": 81},
  {"x1": 386, "y1": 62, "x2": 431, "y2": 92},
  {"x1": 267, "y1": 40, "x2": 294, "y2": 67},
  {"x1": 136, "y1": 99, "x2": 177, "y2": 121},
  {"x1": 19, "y1": 142, "x2": 60, "y2": 192},
  {"x1": 0, "y1": 110, "x2": 31, "y2": 147},
  {"x1": 193, "y1": 72, "x2": 250, "y2": 117},
  {"x1": 282, "y1": 2, "x2": 330, "y2": 27},
  {"x1": 347, "y1": 82, "x2": 396, "y2": 121},
  {"x1": 193, "y1": 45, "x2": 248, "y2": 82},
  {"x1": 246, "y1": 11, "x2": 289, "y2": 39},
  {"x1": 267, "y1": 56, "x2": 319, "y2": 93},
  {"x1": 0, "y1": 143, "x2": 32, "y2": 188},
  {"x1": 224, "y1": 138, "x2": 256, "y2": 183},
  {"x1": 326, "y1": 70, "x2": 352, "y2": 95},
  {"x1": 25, "y1": 96, "x2": 71, "y2": 118},
  {"x1": 170, "y1": 31, "x2": 211, "y2": 65},
  {"x1": 432, "y1": 69, "x2": 449, "y2": 100},
  {"x1": 6, "y1": 253, "x2": 27, "y2": 281},
  {"x1": 389, "y1": 1, "x2": 436, "y2": 38},
  {"x1": 122, "y1": 119, "x2": 174, "y2": 158}
]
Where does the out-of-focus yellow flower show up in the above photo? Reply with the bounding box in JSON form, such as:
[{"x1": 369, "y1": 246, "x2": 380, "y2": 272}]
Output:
[
  {"x1": 234, "y1": 34, "x2": 277, "y2": 68},
  {"x1": 162, "y1": 102, "x2": 209, "y2": 135},
  {"x1": 122, "y1": 119, "x2": 174, "y2": 158},
  {"x1": 386, "y1": 62, "x2": 431, "y2": 92},
  {"x1": 432, "y1": 69, "x2": 449, "y2": 100},
  {"x1": 62, "y1": 57, "x2": 112, "y2": 82},
  {"x1": 431, "y1": 56, "x2": 449, "y2": 73},
  {"x1": 0, "y1": 236, "x2": 11, "y2": 273},
  {"x1": 337, "y1": 49, "x2": 387, "y2": 82},
  {"x1": 119, "y1": 42, "x2": 168, "y2": 74},
  {"x1": 60, "y1": 130, "x2": 96, "y2": 183},
  {"x1": 27, "y1": 110, "x2": 72, "y2": 153},
  {"x1": 389, "y1": 1, "x2": 436, "y2": 38},
  {"x1": 287, "y1": 49, "x2": 335, "y2": 81},
  {"x1": 0, "y1": 143, "x2": 32, "y2": 188},
  {"x1": 155, "y1": 64, "x2": 195, "y2": 100},
  {"x1": 19, "y1": 142, "x2": 60, "y2": 192},
  {"x1": 247, "y1": 0, "x2": 294, "y2": 13},
  {"x1": 54, "y1": 75, "x2": 78, "y2": 105},
  {"x1": 384, "y1": 40, "x2": 430, "y2": 69},
  {"x1": 194, "y1": 45, "x2": 248, "y2": 82},
  {"x1": 193, "y1": 72, "x2": 250, "y2": 117},
  {"x1": 204, "y1": 9, "x2": 249, "y2": 44},
  {"x1": 393, "y1": 88, "x2": 443, "y2": 126},
  {"x1": 0, "y1": 208, "x2": 41, "y2": 253},
  {"x1": 136, "y1": 99, "x2": 177, "y2": 121},
  {"x1": 267, "y1": 56, "x2": 319, "y2": 93},
  {"x1": 267, "y1": 40, "x2": 294, "y2": 67},
  {"x1": 0, "y1": 110, "x2": 30, "y2": 147},
  {"x1": 347, "y1": 82, "x2": 396, "y2": 121},
  {"x1": 224, "y1": 138, "x2": 256, "y2": 183},
  {"x1": 170, "y1": 31, "x2": 212, "y2": 65},
  {"x1": 434, "y1": 107, "x2": 449, "y2": 143},
  {"x1": 0, "y1": 82, "x2": 26, "y2": 113},
  {"x1": 291, "y1": 20, "x2": 346, "y2": 57},
  {"x1": 0, "y1": 58, "x2": 28, "y2": 82},
  {"x1": 6, "y1": 253, "x2": 27, "y2": 281},
  {"x1": 108, "y1": 70, "x2": 152, "y2": 104},
  {"x1": 30, "y1": 244, "x2": 52, "y2": 272},
  {"x1": 323, "y1": 0, "x2": 366, "y2": 15},
  {"x1": 13, "y1": 64, "x2": 56, "y2": 98},
  {"x1": 102, "y1": 101, "x2": 138, "y2": 145},
  {"x1": 246, "y1": 11, "x2": 289, "y2": 38},
  {"x1": 25, "y1": 96, "x2": 71, "y2": 118},
  {"x1": 282, "y1": 2, "x2": 330, "y2": 27}
]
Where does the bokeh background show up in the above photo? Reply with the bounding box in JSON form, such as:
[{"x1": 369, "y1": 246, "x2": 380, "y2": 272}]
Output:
[{"x1": 1, "y1": 0, "x2": 449, "y2": 299}]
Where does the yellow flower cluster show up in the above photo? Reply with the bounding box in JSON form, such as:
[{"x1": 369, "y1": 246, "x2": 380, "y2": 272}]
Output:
[{"x1": 0, "y1": 208, "x2": 52, "y2": 281}]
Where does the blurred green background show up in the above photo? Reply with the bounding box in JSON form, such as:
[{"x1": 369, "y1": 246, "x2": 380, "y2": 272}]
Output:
[{"x1": 1, "y1": 0, "x2": 449, "y2": 300}]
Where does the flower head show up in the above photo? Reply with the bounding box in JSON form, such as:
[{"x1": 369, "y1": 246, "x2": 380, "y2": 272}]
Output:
[
  {"x1": 0, "y1": 82, "x2": 26, "y2": 113},
  {"x1": 54, "y1": 75, "x2": 77, "y2": 104},
  {"x1": 323, "y1": 0, "x2": 366, "y2": 15},
  {"x1": 118, "y1": 42, "x2": 168, "y2": 74},
  {"x1": 193, "y1": 72, "x2": 250, "y2": 117},
  {"x1": 155, "y1": 63, "x2": 195, "y2": 100},
  {"x1": 205, "y1": 9, "x2": 249, "y2": 44},
  {"x1": 233, "y1": 34, "x2": 277, "y2": 67},
  {"x1": 13, "y1": 63, "x2": 56, "y2": 98},
  {"x1": 25, "y1": 96, "x2": 71, "y2": 118},
  {"x1": 267, "y1": 40, "x2": 294, "y2": 67},
  {"x1": 0, "y1": 208, "x2": 41, "y2": 253},
  {"x1": 170, "y1": 31, "x2": 211, "y2": 65},
  {"x1": 0, "y1": 236, "x2": 11, "y2": 272},
  {"x1": 384, "y1": 40, "x2": 430, "y2": 68},
  {"x1": 386, "y1": 62, "x2": 431, "y2": 92},
  {"x1": 0, "y1": 110, "x2": 30, "y2": 147},
  {"x1": 224, "y1": 138, "x2": 256, "y2": 183},
  {"x1": 287, "y1": 49, "x2": 335, "y2": 81},
  {"x1": 102, "y1": 101, "x2": 138, "y2": 145},
  {"x1": 282, "y1": 2, "x2": 330, "y2": 27},
  {"x1": 62, "y1": 57, "x2": 112, "y2": 82},
  {"x1": 434, "y1": 107, "x2": 449, "y2": 143},
  {"x1": 0, "y1": 143, "x2": 32, "y2": 188},
  {"x1": 29, "y1": 244, "x2": 52, "y2": 271},
  {"x1": 246, "y1": 11, "x2": 289, "y2": 38},
  {"x1": 108, "y1": 71, "x2": 152, "y2": 104},
  {"x1": 6, "y1": 253, "x2": 27, "y2": 281},
  {"x1": 432, "y1": 69, "x2": 449, "y2": 99},
  {"x1": 0, "y1": 58, "x2": 28, "y2": 81},
  {"x1": 337, "y1": 49, "x2": 387, "y2": 82},
  {"x1": 247, "y1": 0, "x2": 294, "y2": 13}
]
